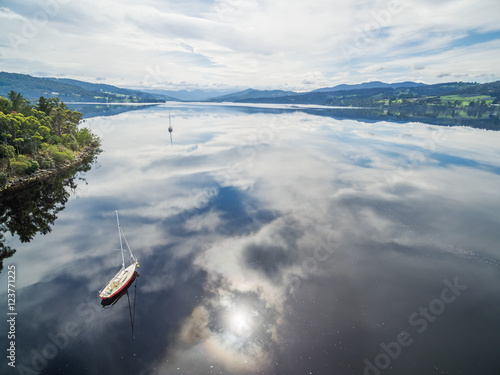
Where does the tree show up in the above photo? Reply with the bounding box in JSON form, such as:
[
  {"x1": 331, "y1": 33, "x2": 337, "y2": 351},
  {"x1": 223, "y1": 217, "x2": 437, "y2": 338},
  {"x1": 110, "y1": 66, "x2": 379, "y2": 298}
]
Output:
[
  {"x1": 7, "y1": 91, "x2": 31, "y2": 115},
  {"x1": 36, "y1": 96, "x2": 49, "y2": 114},
  {"x1": 76, "y1": 128, "x2": 93, "y2": 146},
  {"x1": 13, "y1": 138, "x2": 24, "y2": 154},
  {"x1": 0, "y1": 144, "x2": 15, "y2": 169},
  {"x1": 36, "y1": 96, "x2": 59, "y2": 115},
  {"x1": 32, "y1": 132, "x2": 43, "y2": 154},
  {"x1": 50, "y1": 106, "x2": 65, "y2": 136},
  {"x1": 8, "y1": 91, "x2": 22, "y2": 111},
  {"x1": 1, "y1": 93, "x2": 98, "y2": 180},
  {"x1": 0, "y1": 113, "x2": 12, "y2": 144},
  {"x1": 0, "y1": 97, "x2": 12, "y2": 114},
  {"x1": 49, "y1": 101, "x2": 82, "y2": 137}
]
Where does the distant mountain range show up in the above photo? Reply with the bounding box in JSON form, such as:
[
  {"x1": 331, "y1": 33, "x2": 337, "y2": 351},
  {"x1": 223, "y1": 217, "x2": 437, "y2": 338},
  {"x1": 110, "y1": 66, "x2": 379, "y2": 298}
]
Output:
[
  {"x1": 205, "y1": 82, "x2": 427, "y2": 102},
  {"x1": 139, "y1": 88, "x2": 235, "y2": 101},
  {"x1": 211, "y1": 81, "x2": 500, "y2": 107},
  {"x1": 1, "y1": 72, "x2": 499, "y2": 108},
  {"x1": 209, "y1": 88, "x2": 297, "y2": 102}
]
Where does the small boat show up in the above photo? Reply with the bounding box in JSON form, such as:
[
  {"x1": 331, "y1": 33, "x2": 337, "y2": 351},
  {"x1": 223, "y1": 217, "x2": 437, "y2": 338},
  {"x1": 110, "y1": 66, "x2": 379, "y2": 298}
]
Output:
[
  {"x1": 101, "y1": 271, "x2": 139, "y2": 307},
  {"x1": 99, "y1": 211, "x2": 140, "y2": 300},
  {"x1": 101, "y1": 270, "x2": 139, "y2": 339},
  {"x1": 168, "y1": 113, "x2": 173, "y2": 146}
]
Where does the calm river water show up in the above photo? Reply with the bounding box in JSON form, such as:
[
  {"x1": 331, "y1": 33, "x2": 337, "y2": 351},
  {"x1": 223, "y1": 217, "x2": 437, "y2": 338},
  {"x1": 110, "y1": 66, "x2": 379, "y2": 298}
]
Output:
[{"x1": 1, "y1": 103, "x2": 499, "y2": 375}]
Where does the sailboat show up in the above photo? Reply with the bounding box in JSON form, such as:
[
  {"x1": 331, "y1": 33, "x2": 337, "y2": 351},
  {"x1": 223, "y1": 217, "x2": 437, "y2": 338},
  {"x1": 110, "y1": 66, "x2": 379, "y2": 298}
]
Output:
[
  {"x1": 101, "y1": 270, "x2": 139, "y2": 340},
  {"x1": 99, "y1": 211, "x2": 140, "y2": 300},
  {"x1": 168, "y1": 113, "x2": 173, "y2": 146}
]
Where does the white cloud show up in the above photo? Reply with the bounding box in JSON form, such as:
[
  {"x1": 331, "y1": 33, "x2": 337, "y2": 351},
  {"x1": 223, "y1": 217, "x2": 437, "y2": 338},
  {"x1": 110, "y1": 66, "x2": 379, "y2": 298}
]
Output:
[
  {"x1": 0, "y1": 0, "x2": 499, "y2": 89},
  {"x1": 0, "y1": 7, "x2": 25, "y2": 21},
  {"x1": 361, "y1": 65, "x2": 385, "y2": 74}
]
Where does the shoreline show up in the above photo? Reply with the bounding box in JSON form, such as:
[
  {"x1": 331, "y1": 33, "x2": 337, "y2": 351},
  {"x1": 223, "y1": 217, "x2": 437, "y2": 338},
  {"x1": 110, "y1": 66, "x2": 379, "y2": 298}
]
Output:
[{"x1": 0, "y1": 144, "x2": 101, "y2": 193}]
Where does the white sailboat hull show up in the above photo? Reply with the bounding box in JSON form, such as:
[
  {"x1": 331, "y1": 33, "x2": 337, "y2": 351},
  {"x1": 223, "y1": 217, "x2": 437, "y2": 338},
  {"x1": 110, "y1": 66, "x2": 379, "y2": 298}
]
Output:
[{"x1": 99, "y1": 262, "x2": 139, "y2": 299}]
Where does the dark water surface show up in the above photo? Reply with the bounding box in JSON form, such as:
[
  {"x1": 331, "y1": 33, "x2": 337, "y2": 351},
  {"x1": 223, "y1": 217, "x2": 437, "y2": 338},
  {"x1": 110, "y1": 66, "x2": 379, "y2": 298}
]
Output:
[{"x1": 1, "y1": 103, "x2": 499, "y2": 375}]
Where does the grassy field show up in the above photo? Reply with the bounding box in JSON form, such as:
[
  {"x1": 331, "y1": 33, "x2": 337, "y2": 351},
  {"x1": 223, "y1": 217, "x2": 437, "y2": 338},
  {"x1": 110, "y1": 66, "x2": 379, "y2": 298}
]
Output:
[{"x1": 439, "y1": 95, "x2": 494, "y2": 106}]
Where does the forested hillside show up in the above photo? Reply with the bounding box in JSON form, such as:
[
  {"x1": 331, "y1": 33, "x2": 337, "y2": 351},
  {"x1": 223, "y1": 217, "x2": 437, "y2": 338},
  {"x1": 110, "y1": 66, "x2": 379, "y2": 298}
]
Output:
[
  {"x1": 0, "y1": 91, "x2": 100, "y2": 188},
  {"x1": 230, "y1": 81, "x2": 500, "y2": 107},
  {"x1": 0, "y1": 72, "x2": 175, "y2": 103}
]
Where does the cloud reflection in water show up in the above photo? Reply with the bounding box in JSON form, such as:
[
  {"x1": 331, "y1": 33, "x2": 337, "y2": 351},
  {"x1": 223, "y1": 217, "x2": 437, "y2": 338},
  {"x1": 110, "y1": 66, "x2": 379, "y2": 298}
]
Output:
[{"x1": 2, "y1": 104, "x2": 500, "y2": 375}]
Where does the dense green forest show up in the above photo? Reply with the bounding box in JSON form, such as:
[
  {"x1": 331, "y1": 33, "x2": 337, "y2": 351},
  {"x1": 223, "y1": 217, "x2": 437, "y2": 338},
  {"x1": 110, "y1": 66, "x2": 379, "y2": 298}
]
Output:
[
  {"x1": 0, "y1": 72, "x2": 177, "y2": 103},
  {"x1": 0, "y1": 91, "x2": 100, "y2": 188},
  {"x1": 232, "y1": 81, "x2": 500, "y2": 108}
]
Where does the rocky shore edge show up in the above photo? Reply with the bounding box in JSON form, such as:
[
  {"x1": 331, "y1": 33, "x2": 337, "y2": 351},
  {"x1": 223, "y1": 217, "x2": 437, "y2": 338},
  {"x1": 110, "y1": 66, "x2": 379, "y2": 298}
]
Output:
[{"x1": 0, "y1": 144, "x2": 101, "y2": 193}]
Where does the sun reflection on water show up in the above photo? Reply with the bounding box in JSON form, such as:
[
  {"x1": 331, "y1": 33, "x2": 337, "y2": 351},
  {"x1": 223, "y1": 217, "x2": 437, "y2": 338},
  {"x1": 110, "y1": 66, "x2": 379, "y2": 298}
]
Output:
[{"x1": 228, "y1": 308, "x2": 252, "y2": 337}]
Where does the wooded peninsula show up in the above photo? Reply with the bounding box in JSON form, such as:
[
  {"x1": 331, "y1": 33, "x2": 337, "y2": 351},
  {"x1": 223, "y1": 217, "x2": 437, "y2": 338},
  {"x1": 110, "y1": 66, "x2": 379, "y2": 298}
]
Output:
[{"x1": 0, "y1": 91, "x2": 100, "y2": 190}]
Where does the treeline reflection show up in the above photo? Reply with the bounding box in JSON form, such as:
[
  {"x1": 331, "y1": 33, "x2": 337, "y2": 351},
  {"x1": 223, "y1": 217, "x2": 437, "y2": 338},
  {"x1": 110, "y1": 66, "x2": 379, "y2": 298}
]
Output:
[
  {"x1": 0, "y1": 155, "x2": 98, "y2": 271},
  {"x1": 301, "y1": 105, "x2": 500, "y2": 130}
]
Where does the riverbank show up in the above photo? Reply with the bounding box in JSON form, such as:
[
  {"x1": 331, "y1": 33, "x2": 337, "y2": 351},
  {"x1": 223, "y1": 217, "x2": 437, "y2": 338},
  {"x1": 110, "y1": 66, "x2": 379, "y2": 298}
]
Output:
[{"x1": 0, "y1": 144, "x2": 101, "y2": 193}]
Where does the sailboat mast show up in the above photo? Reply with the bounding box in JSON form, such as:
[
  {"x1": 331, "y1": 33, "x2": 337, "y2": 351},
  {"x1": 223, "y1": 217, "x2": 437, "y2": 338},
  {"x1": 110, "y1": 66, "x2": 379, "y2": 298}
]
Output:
[
  {"x1": 168, "y1": 113, "x2": 173, "y2": 146},
  {"x1": 121, "y1": 230, "x2": 137, "y2": 263},
  {"x1": 116, "y1": 210, "x2": 125, "y2": 269}
]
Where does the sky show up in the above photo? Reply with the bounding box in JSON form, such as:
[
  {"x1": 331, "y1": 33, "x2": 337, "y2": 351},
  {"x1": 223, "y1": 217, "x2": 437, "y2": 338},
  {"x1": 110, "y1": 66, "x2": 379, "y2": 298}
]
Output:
[{"x1": 0, "y1": 0, "x2": 499, "y2": 92}]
